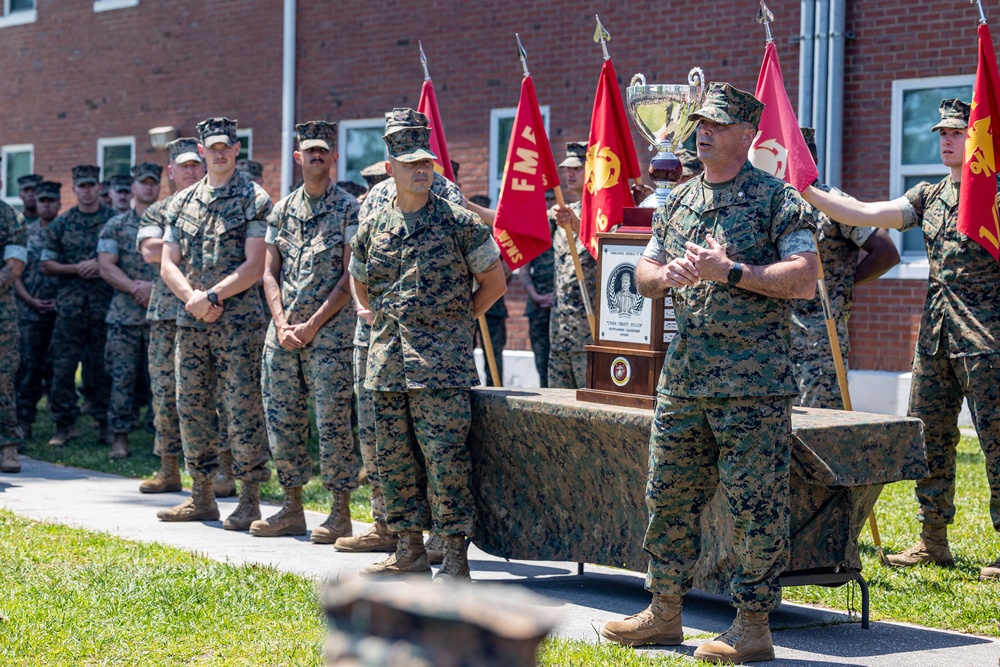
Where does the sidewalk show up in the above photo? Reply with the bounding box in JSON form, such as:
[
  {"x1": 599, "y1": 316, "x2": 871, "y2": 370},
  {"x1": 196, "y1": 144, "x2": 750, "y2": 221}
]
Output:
[{"x1": 2, "y1": 457, "x2": 998, "y2": 666}]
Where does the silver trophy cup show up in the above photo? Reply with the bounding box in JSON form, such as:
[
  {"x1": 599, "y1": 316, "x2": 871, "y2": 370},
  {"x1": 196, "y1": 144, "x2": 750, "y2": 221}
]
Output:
[{"x1": 626, "y1": 68, "x2": 706, "y2": 207}]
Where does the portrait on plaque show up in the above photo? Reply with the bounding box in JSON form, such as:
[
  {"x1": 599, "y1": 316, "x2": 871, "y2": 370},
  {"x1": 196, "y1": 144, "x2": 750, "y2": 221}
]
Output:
[{"x1": 599, "y1": 243, "x2": 653, "y2": 344}]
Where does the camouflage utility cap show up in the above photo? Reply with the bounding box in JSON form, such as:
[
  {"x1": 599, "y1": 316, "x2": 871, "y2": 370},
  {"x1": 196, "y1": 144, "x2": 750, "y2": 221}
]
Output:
[
  {"x1": 360, "y1": 160, "x2": 389, "y2": 188},
  {"x1": 132, "y1": 162, "x2": 163, "y2": 182},
  {"x1": 236, "y1": 159, "x2": 264, "y2": 179},
  {"x1": 72, "y1": 165, "x2": 101, "y2": 186},
  {"x1": 384, "y1": 107, "x2": 430, "y2": 136},
  {"x1": 110, "y1": 174, "x2": 133, "y2": 192},
  {"x1": 930, "y1": 98, "x2": 971, "y2": 132},
  {"x1": 800, "y1": 127, "x2": 816, "y2": 147},
  {"x1": 197, "y1": 116, "x2": 238, "y2": 147},
  {"x1": 384, "y1": 128, "x2": 437, "y2": 163},
  {"x1": 36, "y1": 181, "x2": 62, "y2": 199},
  {"x1": 18, "y1": 174, "x2": 43, "y2": 189},
  {"x1": 337, "y1": 180, "x2": 367, "y2": 198},
  {"x1": 166, "y1": 137, "x2": 202, "y2": 165},
  {"x1": 689, "y1": 82, "x2": 765, "y2": 128},
  {"x1": 674, "y1": 147, "x2": 703, "y2": 177},
  {"x1": 296, "y1": 120, "x2": 337, "y2": 151},
  {"x1": 101, "y1": 180, "x2": 111, "y2": 194},
  {"x1": 559, "y1": 141, "x2": 588, "y2": 168}
]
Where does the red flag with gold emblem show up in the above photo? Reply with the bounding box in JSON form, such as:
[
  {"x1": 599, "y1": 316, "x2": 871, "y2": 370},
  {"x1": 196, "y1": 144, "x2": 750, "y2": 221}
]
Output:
[
  {"x1": 959, "y1": 24, "x2": 1000, "y2": 261},
  {"x1": 750, "y1": 42, "x2": 818, "y2": 192},
  {"x1": 580, "y1": 58, "x2": 641, "y2": 258},
  {"x1": 417, "y1": 78, "x2": 456, "y2": 182},
  {"x1": 493, "y1": 76, "x2": 561, "y2": 270}
]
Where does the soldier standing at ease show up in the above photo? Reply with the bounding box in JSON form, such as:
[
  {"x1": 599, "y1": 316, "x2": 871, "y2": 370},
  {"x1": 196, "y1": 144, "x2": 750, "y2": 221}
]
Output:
[
  {"x1": 803, "y1": 99, "x2": 1000, "y2": 582},
  {"x1": 601, "y1": 84, "x2": 817, "y2": 664},
  {"x1": 41, "y1": 165, "x2": 117, "y2": 446},
  {"x1": 250, "y1": 121, "x2": 361, "y2": 541},
  {"x1": 17, "y1": 174, "x2": 43, "y2": 225},
  {"x1": 158, "y1": 117, "x2": 272, "y2": 529},
  {"x1": 791, "y1": 127, "x2": 899, "y2": 409},
  {"x1": 15, "y1": 181, "x2": 60, "y2": 440},
  {"x1": 350, "y1": 108, "x2": 507, "y2": 579},
  {"x1": 97, "y1": 163, "x2": 161, "y2": 459},
  {"x1": 108, "y1": 175, "x2": 133, "y2": 214},
  {"x1": 0, "y1": 177, "x2": 27, "y2": 474},
  {"x1": 548, "y1": 141, "x2": 595, "y2": 389}
]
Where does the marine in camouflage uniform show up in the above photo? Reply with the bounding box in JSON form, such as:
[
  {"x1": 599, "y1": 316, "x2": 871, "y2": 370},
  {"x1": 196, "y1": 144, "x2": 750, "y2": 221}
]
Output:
[
  {"x1": 0, "y1": 196, "x2": 28, "y2": 473},
  {"x1": 335, "y1": 151, "x2": 466, "y2": 555},
  {"x1": 350, "y1": 108, "x2": 505, "y2": 579},
  {"x1": 17, "y1": 174, "x2": 42, "y2": 227},
  {"x1": 805, "y1": 99, "x2": 1000, "y2": 581},
  {"x1": 602, "y1": 84, "x2": 818, "y2": 663},
  {"x1": 41, "y1": 165, "x2": 117, "y2": 445},
  {"x1": 252, "y1": 121, "x2": 361, "y2": 542},
  {"x1": 158, "y1": 117, "x2": 272, "y2": 530},
  {"x1": 97, "y1": 162, "x2": 162, "y2": 459},
  {"x1": 15, "y1": 181, "x2": 60, "y2": 436}
]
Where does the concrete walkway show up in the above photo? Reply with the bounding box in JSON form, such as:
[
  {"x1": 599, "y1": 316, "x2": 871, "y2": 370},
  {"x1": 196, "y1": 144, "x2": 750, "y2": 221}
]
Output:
[{"x1": 2, "y1": 457, "x2": 998, "y2": 666}]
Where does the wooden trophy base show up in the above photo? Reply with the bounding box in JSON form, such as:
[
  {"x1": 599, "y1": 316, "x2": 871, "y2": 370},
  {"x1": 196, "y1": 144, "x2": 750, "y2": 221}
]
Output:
[{"x1": 576, "y1": 345, "x2": 665, "y2": 410}]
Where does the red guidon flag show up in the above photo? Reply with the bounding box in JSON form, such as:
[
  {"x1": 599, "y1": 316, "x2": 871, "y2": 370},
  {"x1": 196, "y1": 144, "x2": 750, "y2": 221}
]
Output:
[
  {"x1": 417, "y1": 78, "x2": 456, "y2": 182},
  {"x1": 749, "y1": 42, "x2": 818, "y2": 192},
  {"x1": 580, "y1": 58, "x2": 641, "y2": 258},
  {"x1": 493, "y1": 76, "x2": 560, "y2": 270},
  {"x1": 959, "y1": 24, "x2": 1000, "y2": 261}
]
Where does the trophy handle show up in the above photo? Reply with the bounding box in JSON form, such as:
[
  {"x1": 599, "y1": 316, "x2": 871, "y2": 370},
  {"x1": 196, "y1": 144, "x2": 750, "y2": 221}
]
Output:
[
  {"x1": 630, "y1": 73, "x2": 646, "y2": 88},
  {"x1": 687, "y1": 67, "x2": 705, "y2": 95}
]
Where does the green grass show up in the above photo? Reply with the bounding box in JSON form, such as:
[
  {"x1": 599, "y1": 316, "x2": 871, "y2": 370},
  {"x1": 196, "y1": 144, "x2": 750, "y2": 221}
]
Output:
[{"x1": 0, "y1": 509, "x2": 326, "y2": 666}]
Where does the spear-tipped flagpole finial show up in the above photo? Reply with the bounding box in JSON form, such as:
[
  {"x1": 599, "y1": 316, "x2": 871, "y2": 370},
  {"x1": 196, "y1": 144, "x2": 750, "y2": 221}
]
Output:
[
  {"x1": 594, "y1": 14, "x2": 611, "y2": 61},
  {"x1": 516, "y1": 33, "x2": 529, "y2": 77},
  {"x1": 757, "y1": 0, "x2": 775, "y2": 44},
  {"x1": 971, "y1": 0, "x2": 988, "y2": 25},
  {"x1": 419, "y1": 40, "x2": 430, "y2": 81}
]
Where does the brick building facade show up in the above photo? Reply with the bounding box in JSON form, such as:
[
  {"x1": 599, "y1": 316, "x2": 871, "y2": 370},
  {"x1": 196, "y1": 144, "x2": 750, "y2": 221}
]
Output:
[{"x1": 0, "y1": 0, "x2": 991, "y2": 381}]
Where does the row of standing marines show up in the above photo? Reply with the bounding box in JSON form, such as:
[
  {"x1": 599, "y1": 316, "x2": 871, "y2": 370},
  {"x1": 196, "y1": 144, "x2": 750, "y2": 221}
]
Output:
[{"x1": 0, "y1": 82, "x2": 998, "y2": 664}]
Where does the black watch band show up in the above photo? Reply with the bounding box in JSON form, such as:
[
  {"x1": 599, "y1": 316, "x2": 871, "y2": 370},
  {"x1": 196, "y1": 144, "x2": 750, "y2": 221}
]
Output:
[
  {"x1": 726, "y1": 262, "x2": 743, "y2": 287},
  {"x1": 206, "y1": 289, "x2": 219, "y2": 306}
]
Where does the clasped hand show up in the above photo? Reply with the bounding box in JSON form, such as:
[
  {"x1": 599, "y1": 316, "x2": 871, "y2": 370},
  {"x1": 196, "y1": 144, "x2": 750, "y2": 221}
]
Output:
[
  {"x1": 662, "y1": 234, "x2": 733, "y2": 288},
  {"x1": 185, "y1": 289, "x2": 223, "y2": 323}
]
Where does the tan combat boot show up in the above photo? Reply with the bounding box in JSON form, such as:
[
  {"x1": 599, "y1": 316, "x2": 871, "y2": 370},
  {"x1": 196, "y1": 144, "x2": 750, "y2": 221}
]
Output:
[
  {"x1": 359, "y1": 530, "x2": 431, "y2": 576},
  {"x1": 157, "y1": 478, "x2": 219, "y2": 522},
  {"x1": 310, "y1": 491, "x2": 353, "y2": 544},
  {"x1": 223, "y1": 481, "x2": 261, "y2": 531},
  {"x1": 139, "y1": 455, "x2": 183, "y2": 493},
  {"x1": 48, "y1": 425, "x2": 72, "y2": 447},
  {"x1": 334, "y1": 521, "x2": 398, "y2": 553},
  {"x1": 424, "y1": 532, "x2": 445, "y2": 565},
  {"x1": 980, "y1": 556, "x2": 1000, "y2": 582},
  {"x1": 109, "y1": 433, "x2": 130, "y2": 459},
  {"x1": 693, "y1": 609, "x2": 774, "y2": 664},
  {"x1": 600, "y1": 594, "x2": 684, "y2": 646},
  {"x1": 214, "y1": 449, "x2": 237, "y2": 498},
  {"x1": 434, "y1": 535, "x2": 471, "y2": 581},
  {"x1": 0, "y1": 445, "x2": 21, "y2": 474},
  {"x1": 250, "y1": 485, "x2": 307, "y2": 537},
  {"x1": 886, "y1": 524, "x2": 955, "y2": 567}
]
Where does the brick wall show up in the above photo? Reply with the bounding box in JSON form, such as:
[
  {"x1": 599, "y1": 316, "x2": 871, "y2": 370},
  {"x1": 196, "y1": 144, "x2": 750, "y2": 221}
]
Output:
[{"x1": 849, "y1": 279, "x2": 926, "y2": 372}]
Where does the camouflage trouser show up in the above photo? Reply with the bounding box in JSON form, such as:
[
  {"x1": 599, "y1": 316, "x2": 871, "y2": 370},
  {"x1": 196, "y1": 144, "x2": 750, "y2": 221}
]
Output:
[
  {"x1": 104, "y1": 323, "x2": 150, "y2": 434},
  {"x1": 373, "y1": 388, "x2": 475, "y2": 536},
  {"x1": 644, "y1": 393, "x2": 791, "y2": 612},
  {"x1": 148, "y1": 320, "x2": 182, "y2": 457},
  {"x1": 548, "y1": 349, "x2": 587, "y2": 389},
  {"x1": 354, "y1": 343, "x2": 386, "y2": 523},
  {"x1": 16, "y1": 316, "x2": 54, "y2": 424},
  {"x1": 175, "y1": 324, "x2": 270, "y2": 483},
  {"x1": 791, "y1": 328, "x2": 847, "y2": 410},
  {"x1": 48, "y1": 309, "x2": 110, "y2": 427},
  {"x1": 910, "y1": 349, "x2": 1000, "y2": 531},
  {"x1": 262, "y1": 343, "x2": 359, "y2": 491},
  {"x1": 527, "y1": 310, "x2": 551, "y2": 388},
  {"x1": 0, "y1": 322, "x2": 23, "y2": 448},
  {"x1": 475, "y1": 316, "x2": 506, "y2": 387}
]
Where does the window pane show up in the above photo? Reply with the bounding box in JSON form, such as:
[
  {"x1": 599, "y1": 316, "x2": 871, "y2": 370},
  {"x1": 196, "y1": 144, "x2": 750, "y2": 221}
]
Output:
[
  {"x1": 900, "y1": 174, "x2": 937, "y2": 256},
  {"x1": 343, "y1": 127, "x2": 385, "y2": 186},
  {"x1": 4, "y1": 151, "x2": 31, "y2": 198},
  {"x1": 102, "y1": 144, "x2": 132, "y2": 178},
  {"x1": 10, "y1": 0, "x2": 35, "y2": 11},
  {"x1": 237, "y1": 132, "x2": 252, "y2": 161},
  {"x1": 901, "y1": 85, "x2": 972, "y2": 165},
  {"x1": 494, "y1": 116, "x2": 516, "y2": 193}
]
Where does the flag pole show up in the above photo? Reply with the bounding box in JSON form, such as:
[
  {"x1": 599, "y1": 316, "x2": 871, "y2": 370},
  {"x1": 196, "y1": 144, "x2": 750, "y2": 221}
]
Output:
[
  {"x1": 478, "y1": 316, "x2": 502, "y2": 387},
  {"x1": 419, "y1": 40, "x2": 431, "y2": 81},
  {"x1": 756, "y1": 0, "x2": 775, "y2": 44},
  {"x1": 594, "y1": 15, "x2": 642, "y2": 193},
  {"x1": 518, "y1": 33, "x2": 597, "y2": 340},
  {"x1": 972, "y1": 0, "x2": 987, "y2": 25}
]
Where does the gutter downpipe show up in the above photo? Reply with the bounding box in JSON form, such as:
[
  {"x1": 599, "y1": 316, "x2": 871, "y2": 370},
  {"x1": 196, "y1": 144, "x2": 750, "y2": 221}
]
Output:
[
  {"x1": 798, "y1": 0, "x2": 815, "y2": 128},
  {"x1": 813, "y1": 0, "x2": 830, "y2": 183},
  {"x1": 280, "y1": 0, "x2": 296, "y2": 197},
  {"x1": 826, "y1": 0, "x2": 846, "y2": 188}
]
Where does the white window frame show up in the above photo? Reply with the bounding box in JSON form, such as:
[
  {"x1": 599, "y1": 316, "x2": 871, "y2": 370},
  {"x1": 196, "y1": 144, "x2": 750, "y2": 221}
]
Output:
[
  {"x1": 0, "y1": 0, "x2": 36, "y2": 28},
  {"x1": 2, "y1": 143, "x2": 34, "y2": 206},
  {"x1": 237, "y1": 128, "x2": 253, "y2": 160},
  {"x1": 337, "y1": 118, "x2": 387, "y2": 184},
  {"x1": 97, "y1": 136, "x2": 135, "y2": 179},
  {"x1": 93, "y1": 0, "x2": 138, "y2": 12},
  {"x1": 885, "y1": 74, "x2": 974, "y2": 279},
  {"x1": 488, "y1": 105, "x2": 551, "y2": 206}
]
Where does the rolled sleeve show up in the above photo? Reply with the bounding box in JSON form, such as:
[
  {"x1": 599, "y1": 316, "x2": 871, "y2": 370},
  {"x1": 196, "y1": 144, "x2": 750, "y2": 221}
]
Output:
[
  {"x1": 97, "y1": 239, "x2": 119, "y2": 256},
  {"x1": 465, "y1": 236, "x2": 501, "y2": 275},
  {"x1": 894, "y1": 195, "x2": 920, "y2": 232},
  {"x1": 136, "y1": 224, "x2": 163, "y2": 243},
  {"x1": 777, "y1": 229, "x2": 818, "y2": 259},
  {"x1": 642, "y1": 235, "x2": 667, "y2": 263},
  {"x1": 348, "y1": 254, "x2": 368, "y2": 283},
  {"x1": 265, "y1": 226, "x2": 280, "y2": 245},
  {"x1": 3, "y1": 244, "x2": 27, "y2": 263},
  {"x1": 40, "y1": 249, "x2": 61, "y2": 263},
  {"x1": 246, "y1": 218, "x2": 267, "y2": 238},
  {"x1": 344, "y1": 223, "x2": 359, "y2": 246},
  {"x1": 163, "y1": 225, "x2": 180, "y2": 245}
]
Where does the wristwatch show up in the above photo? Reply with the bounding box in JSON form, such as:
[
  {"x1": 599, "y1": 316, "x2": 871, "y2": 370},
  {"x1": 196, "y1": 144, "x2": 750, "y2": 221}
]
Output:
[
  {"x1": 206, "y1": 289, "x2": 219, "y2": 306},
  {"x1": 726, "y1": 262, "x2": 743, "y2": 287}
]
